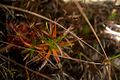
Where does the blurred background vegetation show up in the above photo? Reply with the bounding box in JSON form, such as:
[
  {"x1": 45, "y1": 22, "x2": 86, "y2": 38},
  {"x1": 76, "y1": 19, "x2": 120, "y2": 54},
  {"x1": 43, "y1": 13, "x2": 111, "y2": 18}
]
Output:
[{"x1": 0, "y1": 0, "x2": 120, "y2": 80}]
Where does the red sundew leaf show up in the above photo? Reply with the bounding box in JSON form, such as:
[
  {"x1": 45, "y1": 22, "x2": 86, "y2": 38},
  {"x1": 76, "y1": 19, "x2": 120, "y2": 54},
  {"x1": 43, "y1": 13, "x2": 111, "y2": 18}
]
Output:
[
  {"x1": 59, "y1": 40, "x2": 75, "y2": 47},
  {"x1": 19, "y1": 36, "x2": 32, "y2": 48},
  {"x1": 20, "y1": 39, "x2": 47, "y2": 51},
  {"x1": 20, "y1": 34, "x2": 31, "y2": 43},
  {"x1": 52, "y1": 49, "x2": 60, "y2": 63},
  {"x1": 35, "y1": 43, "x2": 49, "y2": 51},
  {"x1": 35, "y1": 46, "x2": 48, "y2": 51},
  {"x1": 18, "y1": 23, "x2": 29, "y2": 33},
  {"x1": 44, "y1": 50, "x2": 51, "y2": 59},
  {"x1": 52, "y1": 23, "x2": 57, "y2": 38},
  {"x1": 28, "y1": 31, "x2": 37, "y2": 40},
  {"x1": 9, "y1": 22, "x2": 18, "y2": 34},
  {"x1": 9, "y1": 22, "x2": 31, "y2": 44}
]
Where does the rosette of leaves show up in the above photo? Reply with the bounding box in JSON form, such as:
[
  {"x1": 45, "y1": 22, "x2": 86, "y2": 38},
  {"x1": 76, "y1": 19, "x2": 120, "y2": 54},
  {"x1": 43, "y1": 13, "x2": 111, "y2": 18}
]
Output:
[{"x1": 8, "y1": 20, "x2": 75, "y2": 65}]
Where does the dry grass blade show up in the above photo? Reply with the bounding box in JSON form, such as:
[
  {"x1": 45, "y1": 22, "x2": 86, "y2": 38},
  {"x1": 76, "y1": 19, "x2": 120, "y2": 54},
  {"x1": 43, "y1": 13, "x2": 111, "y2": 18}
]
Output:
[
  {"x1": 60, "y1": 54, "x2": 102, "y2": 65},
  {"x1": 25, "y1": 63, "x2": 30, "y2": 80},
  {"x1": 0, "y1": 31, "x2": 4, "y2": 35},
  {"x1": 23, "y1": 53, "x2": 30, "y2": 61},
  {"x1": 0, "y1": 53, "x2": 54, "y2": 80},
  {"x1": 0, "y1": 64, "x2": 12, "y2": 79},
  {"x1": 26, "y1": 56, "x2": 40, "y2": 64},
  {"x1": 0, "y1": 44, "x2": 13, "y2": 53},
  {"x1": 39, "y1": 60, "x2": 48, "y2": 71},
  {"x1": 73, "y1": 1, "x2": 107, "y2": 59},
  {"x1": 73, "y1": 1, "x2": 111, "y2": 80}
]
